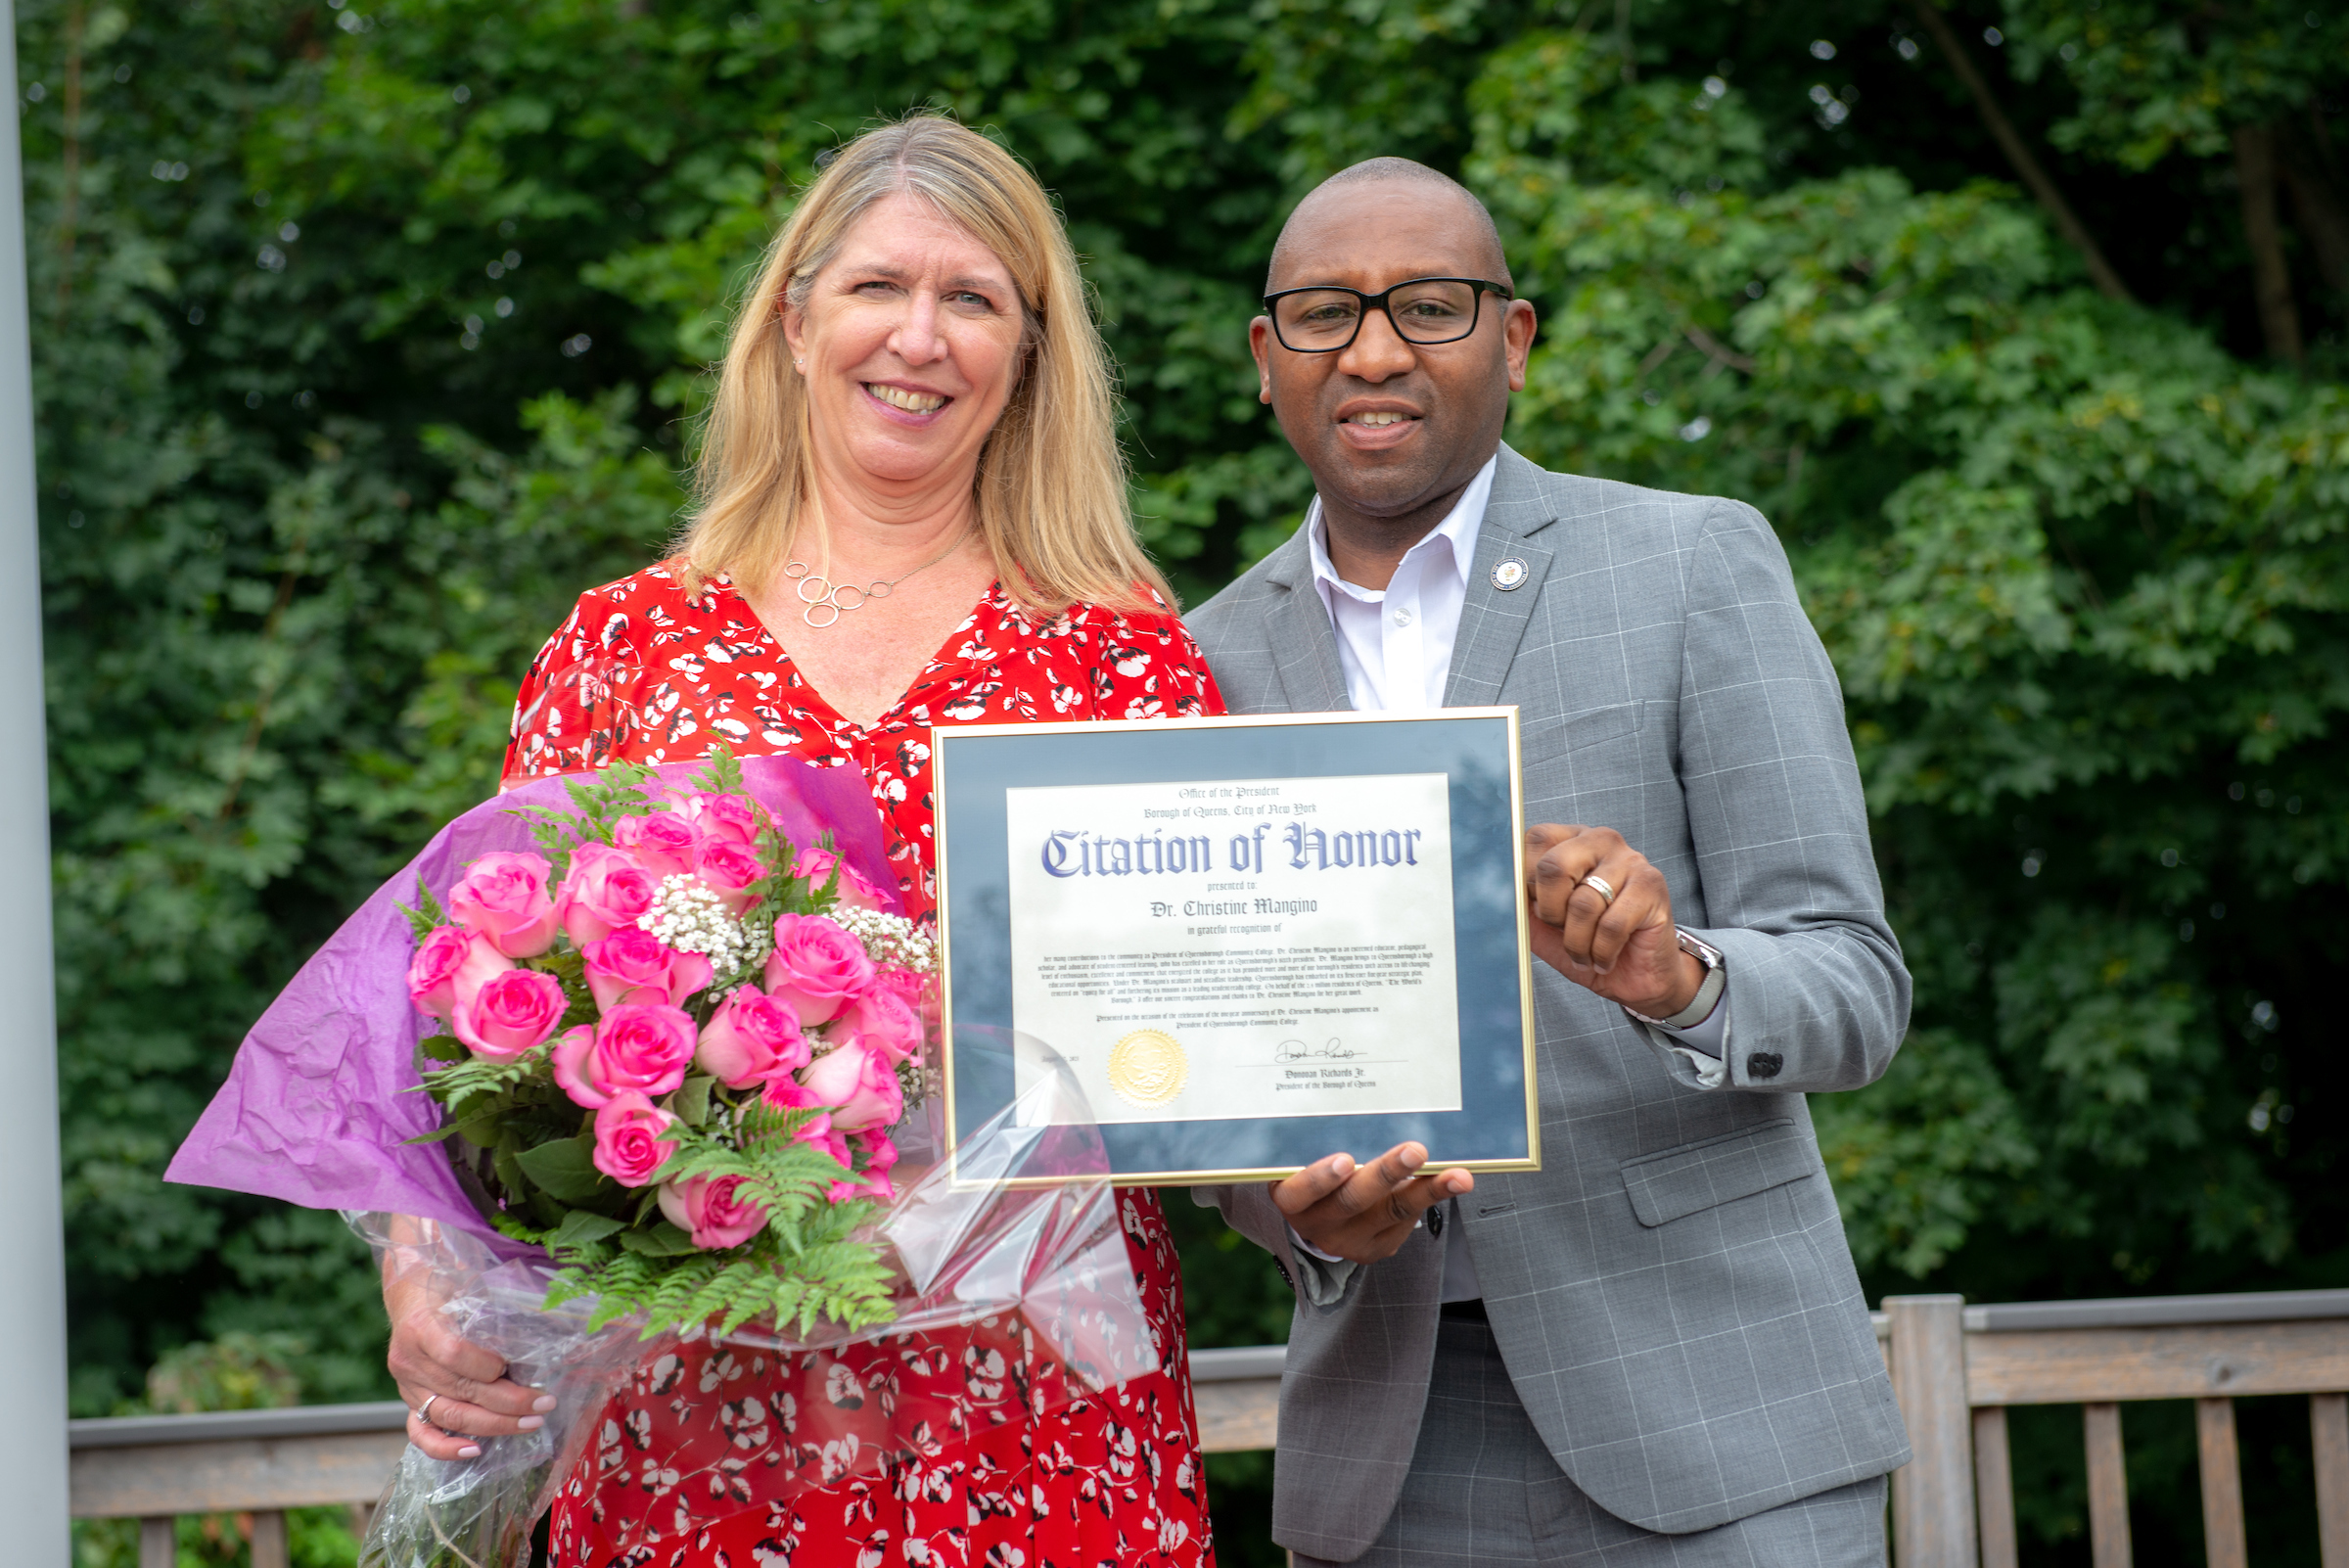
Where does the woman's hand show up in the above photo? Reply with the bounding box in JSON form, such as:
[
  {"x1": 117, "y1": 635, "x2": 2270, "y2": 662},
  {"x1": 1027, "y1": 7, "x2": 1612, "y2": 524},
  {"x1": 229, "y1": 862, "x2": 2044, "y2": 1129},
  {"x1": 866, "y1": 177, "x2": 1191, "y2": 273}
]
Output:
[{"x1": 381, "y1": 1220, "x2": 555, "y2": 1461}]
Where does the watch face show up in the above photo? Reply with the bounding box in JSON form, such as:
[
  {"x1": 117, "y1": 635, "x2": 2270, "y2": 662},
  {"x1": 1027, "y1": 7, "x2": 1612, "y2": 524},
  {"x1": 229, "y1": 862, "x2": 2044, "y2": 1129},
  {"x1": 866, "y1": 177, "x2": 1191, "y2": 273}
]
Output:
[{"x1": 1676, "y1": 928, "x2": 1723, "y2": 968}]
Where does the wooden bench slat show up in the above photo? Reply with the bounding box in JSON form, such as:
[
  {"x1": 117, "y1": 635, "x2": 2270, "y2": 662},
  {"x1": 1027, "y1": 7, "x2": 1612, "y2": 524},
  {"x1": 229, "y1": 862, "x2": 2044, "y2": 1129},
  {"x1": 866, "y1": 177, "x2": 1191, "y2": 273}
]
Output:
[
  {"x1": 1966, "y1": 1320, "x2": 2349, "y2": 1406},
  {"x1": 70, "y1": 1432, "x2": 406, "y2": 1518},
  {"x1": 2085, "y1": 1404, "x2": 2132, "y2": 1568},
  {"x1": 1195, "y1": 1377, "x2": 1278, "y2": 1454},
  {"x1": 252, "y1": 1510, "x2": 290, "y2": 1568},
  {"x1": 2195, "y1": 1399, "x2": 2247, "y2": 1568},
  {"x1": 2316, "y1": 1393, "x2": 2349, "y2": 1568},
  {"x1": 1972, "y1": 1407, "x2": 2018, "y2": 1568}
]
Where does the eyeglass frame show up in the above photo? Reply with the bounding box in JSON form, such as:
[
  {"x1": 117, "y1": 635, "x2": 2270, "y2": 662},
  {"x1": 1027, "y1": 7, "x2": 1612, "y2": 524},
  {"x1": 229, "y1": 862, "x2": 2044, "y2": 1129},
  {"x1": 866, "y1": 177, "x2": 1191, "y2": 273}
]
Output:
[{"x1": 1260, "y1": 275, "x2": 1515, "y2": 353}]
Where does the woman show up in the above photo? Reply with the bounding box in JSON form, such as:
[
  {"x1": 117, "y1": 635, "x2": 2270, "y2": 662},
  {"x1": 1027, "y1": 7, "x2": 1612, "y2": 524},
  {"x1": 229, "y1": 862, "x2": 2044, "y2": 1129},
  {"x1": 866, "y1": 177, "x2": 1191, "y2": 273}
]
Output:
[{"x1": 385, "y1": 115, "x2": 1221, "y2": 1567}]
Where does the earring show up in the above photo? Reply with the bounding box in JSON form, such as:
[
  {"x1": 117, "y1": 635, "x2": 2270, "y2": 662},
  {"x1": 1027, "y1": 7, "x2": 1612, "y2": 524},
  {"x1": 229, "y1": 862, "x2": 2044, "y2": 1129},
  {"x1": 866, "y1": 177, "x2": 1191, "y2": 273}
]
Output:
[{"x1": 794, "y1": 358, "x2": 805, "y2": 371}]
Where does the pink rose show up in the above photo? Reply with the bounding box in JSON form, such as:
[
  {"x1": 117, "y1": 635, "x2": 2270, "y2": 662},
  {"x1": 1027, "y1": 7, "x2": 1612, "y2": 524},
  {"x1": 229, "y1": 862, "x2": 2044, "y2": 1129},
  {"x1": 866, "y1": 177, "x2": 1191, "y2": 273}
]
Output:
[
  {"x1": 798, "y1": 1040, "x2": 902, "y2": 1132},
  {"x1": 831, "y1": 1128, "x2": 900, "y2": 1203},
  {"x1": 407, "y1": 925, "x2": 515, "y2": 1020},
  {"x1": 791, "y1": 848, "x2": 889, "y2": 912},
  {"x1": 762, "y1": 1073, "x2": 827, "y2": 1117},
  {"x1": 834, "y1": 978, "x2": 923, "y2": 1066},
  {"x1": 611, "y1": 810, "x2": 701, "y2": 879},
  {"x1": 591, "y1": 1091, "x2": 679, "y2": 1186},
  {"x1": 681, "y1": 791, "x2": 760, "y2": 847},
  {"x1": 697, "y1": 987, "x2": 810, "y2": 1087},
  {"x1": 658, "y1": 1173, "x2": 768, "y2": 1250},
  {"x1": 760, "y1": 1082, "x2": 850, "y2": 1161},
  {"x1": 799, "y1": 1117, "x2": 852, "y2": 1171},
  {"x1": 695, "y1": 839, "x2": 768, "y2": 916},
  {"x1": 763, "y1": 914, "x2": 875, "y2": 1026},
  {"x1": 447, "y1": 852, "x2": 560, "y2": 957},
  {"x1": 451, "y1": 968, "x2": 570, "y2": 1062},
  {"x1": 580, "y1": 925, "x2": 714, "y2": 1011},
  {"x1": 557, "y1": 842, "x2": 663, "y2": 945},
  {"x1": 551, "y1": 1002, "x2": 698, "y2": 1109}
]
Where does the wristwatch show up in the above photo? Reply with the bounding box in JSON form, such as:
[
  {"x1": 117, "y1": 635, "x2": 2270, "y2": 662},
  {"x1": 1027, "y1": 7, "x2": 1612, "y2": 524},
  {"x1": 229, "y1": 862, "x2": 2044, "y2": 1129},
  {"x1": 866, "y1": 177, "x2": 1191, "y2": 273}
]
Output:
[{"x1": 1623, "y1": 927, "x2": 1726, "y2": 1031}]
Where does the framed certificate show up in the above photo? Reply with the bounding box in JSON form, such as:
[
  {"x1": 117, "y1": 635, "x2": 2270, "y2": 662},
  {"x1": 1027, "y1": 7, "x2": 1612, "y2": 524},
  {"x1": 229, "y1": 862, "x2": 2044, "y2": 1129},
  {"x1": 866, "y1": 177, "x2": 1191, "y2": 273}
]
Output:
[{"x1": 932, "y1": 710, "x2": 1540, "y2": 1185}]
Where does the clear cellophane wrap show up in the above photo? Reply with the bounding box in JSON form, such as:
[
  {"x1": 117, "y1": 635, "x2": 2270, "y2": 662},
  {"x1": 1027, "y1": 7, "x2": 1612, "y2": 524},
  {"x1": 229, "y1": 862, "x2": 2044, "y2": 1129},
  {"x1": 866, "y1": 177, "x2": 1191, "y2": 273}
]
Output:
[{"x1": 353, "y1": 1035, "x2": 1155, "y2": 1568}]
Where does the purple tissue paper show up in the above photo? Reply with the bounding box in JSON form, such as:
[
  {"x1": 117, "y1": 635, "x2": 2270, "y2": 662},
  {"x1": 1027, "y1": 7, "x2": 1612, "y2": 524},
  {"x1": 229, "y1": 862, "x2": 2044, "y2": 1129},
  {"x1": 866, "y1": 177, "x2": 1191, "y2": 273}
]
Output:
[{"x1": 165, "y1": 756, "x2": 899, "y2": 1252}]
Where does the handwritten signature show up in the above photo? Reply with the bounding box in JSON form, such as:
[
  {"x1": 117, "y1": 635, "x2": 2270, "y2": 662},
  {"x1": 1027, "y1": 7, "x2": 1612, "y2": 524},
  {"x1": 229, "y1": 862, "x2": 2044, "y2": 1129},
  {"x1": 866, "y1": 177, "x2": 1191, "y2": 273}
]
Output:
[{"x1": 1273, "y1": 1038, "x2": 1362, "y2": 1062}]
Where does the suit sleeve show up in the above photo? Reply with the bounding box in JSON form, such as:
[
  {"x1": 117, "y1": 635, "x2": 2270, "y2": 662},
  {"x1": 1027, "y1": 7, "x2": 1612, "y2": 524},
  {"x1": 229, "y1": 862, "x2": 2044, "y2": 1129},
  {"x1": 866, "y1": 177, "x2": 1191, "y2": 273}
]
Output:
[
  {"x1": 1189, "y1": 1184, "x2": 1359, "y2": 1308},
  {"x1": 1665, "y1": 500, "x2": 1911, "y2": 1093}
]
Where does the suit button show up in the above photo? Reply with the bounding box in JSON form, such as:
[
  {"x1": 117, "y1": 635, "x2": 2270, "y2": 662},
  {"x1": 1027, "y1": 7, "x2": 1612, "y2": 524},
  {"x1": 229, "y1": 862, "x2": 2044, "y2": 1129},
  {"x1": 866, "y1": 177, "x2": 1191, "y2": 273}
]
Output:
[
  {"x1": 1747, "y1": 1051, "x2": 1784, "y2": 1080},
  {"x1": 1427, "y1": 1203, "x2": 1446, "y2": 1238}
]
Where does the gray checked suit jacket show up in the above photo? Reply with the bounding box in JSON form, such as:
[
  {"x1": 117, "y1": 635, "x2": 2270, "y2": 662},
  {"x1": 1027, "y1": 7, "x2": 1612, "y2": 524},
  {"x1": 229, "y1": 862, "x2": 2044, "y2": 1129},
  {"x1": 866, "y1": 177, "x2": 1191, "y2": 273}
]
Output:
[{"x1": 1188, "y1": 444, "x2": 1912, "y2": 1559}]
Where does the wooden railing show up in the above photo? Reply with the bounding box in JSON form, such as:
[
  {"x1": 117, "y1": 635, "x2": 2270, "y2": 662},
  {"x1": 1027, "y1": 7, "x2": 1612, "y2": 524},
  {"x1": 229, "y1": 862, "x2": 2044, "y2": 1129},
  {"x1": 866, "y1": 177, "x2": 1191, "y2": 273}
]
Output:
[
  {"x1": 69, "y1": 1293, "x2": 2349, "y2": 1566},
  {"x1": 1882, "y1": 1288, "x2": 2349, "y2": 1568},
  {"x1": 68, "y1": 1346, "x2": 1288, "y2": 1567}
]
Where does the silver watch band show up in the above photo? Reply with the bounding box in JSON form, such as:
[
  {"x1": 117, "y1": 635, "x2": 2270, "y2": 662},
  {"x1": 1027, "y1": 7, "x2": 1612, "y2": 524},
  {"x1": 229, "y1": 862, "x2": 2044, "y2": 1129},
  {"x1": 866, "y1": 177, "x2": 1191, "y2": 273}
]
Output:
[{"x1": 1625, "y1": 927, "x2": 1726, "y2": 1030}]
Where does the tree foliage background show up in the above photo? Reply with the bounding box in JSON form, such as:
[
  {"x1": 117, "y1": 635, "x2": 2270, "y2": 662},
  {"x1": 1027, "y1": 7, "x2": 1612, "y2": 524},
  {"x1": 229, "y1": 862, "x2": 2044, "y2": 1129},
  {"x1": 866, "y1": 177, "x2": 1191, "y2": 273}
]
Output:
[{"x1": 15, "y1": 0, "x2": 2346, "y2": 1560}]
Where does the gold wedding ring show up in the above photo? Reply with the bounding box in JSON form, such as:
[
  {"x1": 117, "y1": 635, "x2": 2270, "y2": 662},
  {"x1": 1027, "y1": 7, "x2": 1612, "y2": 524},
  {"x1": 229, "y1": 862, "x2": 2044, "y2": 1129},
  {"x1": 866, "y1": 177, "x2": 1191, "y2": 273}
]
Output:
[{"x1": 1580, "y1": 873, "x2": 1617, "y2": 907}]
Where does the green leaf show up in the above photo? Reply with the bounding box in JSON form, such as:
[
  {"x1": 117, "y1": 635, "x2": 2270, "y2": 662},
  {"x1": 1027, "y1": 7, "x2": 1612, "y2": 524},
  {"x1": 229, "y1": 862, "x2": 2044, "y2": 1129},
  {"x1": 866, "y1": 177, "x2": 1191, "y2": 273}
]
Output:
[
  {"x1": 673, "y1": 1075, "x2": 714, "y2": 1128},
  {"x1": 552, "y1": 1210, "x2": 627, "y2": 1251},
  {"x1": 515, "y1": 1137, "x2": 614, "y2": 1203},
  {"x1": 454, "y1": 1114, "x2": 505, "y2": 1148},
  {"x1": 419, "y1": 1035, "x2": 468, "y2": 1065},
  {"x1": 617, "y1": 1222, "x2": 701, "y2": 1257},
  {"x1": 402, "y1": 878, "x2": 448, "y2": 941}
]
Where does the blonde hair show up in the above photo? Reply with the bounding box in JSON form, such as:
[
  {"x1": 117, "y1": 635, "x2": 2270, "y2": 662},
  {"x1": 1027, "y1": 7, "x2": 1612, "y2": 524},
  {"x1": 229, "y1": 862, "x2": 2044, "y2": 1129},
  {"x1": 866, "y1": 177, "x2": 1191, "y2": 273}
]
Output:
[{"x1": 679, "y1": 114, "x2": 1170, "y2": 619}]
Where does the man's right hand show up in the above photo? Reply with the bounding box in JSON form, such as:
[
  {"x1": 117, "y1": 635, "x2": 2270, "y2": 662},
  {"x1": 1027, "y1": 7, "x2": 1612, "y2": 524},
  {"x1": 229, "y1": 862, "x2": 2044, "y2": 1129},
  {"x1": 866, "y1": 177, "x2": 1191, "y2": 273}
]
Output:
[{"x1": 1271, "y1": 1141, "x2": 1474, "y2": 1266}]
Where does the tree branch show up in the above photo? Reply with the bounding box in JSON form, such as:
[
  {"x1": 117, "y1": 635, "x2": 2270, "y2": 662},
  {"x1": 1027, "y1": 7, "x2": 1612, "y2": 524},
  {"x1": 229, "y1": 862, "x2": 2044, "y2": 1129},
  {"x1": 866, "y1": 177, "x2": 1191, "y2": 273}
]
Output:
[
  {"x1": 2233, "y1": 122, "x2": 2305, "y2": 365},
  {"x1": 1907, "y1": 0, "x2": 2135, "y2": 303},
  {"x1": 2279, "y1": 122, "x2": 2349, "y2": 297}
]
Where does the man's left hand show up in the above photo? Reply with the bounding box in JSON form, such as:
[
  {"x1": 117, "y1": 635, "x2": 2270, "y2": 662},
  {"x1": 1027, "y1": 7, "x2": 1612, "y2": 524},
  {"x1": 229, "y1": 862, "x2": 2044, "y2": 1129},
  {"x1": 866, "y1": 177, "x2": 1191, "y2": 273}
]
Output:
[{"x1": 1526, "y1": 824, "x2": 1702, "y2": 1017}]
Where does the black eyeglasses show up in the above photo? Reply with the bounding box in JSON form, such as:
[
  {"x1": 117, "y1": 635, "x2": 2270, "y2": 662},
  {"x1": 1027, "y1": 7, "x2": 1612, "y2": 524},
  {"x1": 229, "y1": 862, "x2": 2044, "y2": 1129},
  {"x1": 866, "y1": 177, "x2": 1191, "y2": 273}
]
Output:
[{"x1": 1262, "y1": 276, "x2": 1513, "y2": 353}]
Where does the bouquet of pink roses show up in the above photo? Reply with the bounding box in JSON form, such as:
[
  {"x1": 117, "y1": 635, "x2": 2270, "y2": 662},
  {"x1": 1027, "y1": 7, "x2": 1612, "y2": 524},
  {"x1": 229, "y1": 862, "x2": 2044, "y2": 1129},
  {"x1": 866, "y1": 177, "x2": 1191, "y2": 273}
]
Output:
[{"x1": 404, "y1": 747, "x2": 932, "y2": 1338}]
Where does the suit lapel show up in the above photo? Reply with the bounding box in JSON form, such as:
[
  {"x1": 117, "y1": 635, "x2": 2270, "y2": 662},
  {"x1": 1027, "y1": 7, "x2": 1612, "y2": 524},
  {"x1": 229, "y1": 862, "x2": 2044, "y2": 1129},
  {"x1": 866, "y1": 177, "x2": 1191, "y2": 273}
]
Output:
[
  {"x1": 1444, "y1": 445, "x2": 1562, "y2": 709},
  {"x1": 1259, "y1": 525, "x2": 1353, "y2": 714}
]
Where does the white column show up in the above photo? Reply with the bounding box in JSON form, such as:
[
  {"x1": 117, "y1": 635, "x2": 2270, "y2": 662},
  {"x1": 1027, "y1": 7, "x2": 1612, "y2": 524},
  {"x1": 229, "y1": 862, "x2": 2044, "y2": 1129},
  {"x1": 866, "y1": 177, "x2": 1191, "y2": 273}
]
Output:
[{"x1": 0, "y1": 0, "x2": 75, "y2": 1555}]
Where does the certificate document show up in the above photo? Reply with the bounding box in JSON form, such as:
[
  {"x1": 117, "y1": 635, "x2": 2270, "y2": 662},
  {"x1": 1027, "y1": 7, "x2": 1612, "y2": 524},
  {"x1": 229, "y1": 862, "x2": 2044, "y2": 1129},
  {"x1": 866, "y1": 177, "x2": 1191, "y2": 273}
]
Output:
[
  {"x1": 1002, "y1": 772, "x2": 1461, "y2": 1124},
  {"x1": 933, "y1": 710, "x2": 1538, "y2": 1184}
]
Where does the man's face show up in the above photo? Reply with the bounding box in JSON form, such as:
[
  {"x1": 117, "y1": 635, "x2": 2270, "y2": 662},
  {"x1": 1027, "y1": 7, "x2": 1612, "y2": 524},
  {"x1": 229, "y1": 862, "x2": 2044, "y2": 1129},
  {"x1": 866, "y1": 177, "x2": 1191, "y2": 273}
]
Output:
[{"x1": 1252, "y1": 183, "x2": 1536, "y2": 524}]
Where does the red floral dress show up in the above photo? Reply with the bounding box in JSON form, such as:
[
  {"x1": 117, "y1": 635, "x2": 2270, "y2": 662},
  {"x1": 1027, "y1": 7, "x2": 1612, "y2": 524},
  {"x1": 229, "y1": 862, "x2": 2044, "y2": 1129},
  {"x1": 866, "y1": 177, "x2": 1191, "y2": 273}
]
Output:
[{"x1": 507, "y1": 564, "x2": 1223, "y2": 1568}]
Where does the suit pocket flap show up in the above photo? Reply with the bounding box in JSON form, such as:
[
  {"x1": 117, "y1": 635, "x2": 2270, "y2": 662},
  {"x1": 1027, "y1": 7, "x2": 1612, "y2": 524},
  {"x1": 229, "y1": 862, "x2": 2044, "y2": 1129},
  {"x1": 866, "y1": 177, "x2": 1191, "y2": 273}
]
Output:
[
  {"x1": 1619, "y1": 1118, "x2": 1813, "y2": 1227},
  {"x1": 1519, "y1": 700, "x2": 1644, "y2": 768}
]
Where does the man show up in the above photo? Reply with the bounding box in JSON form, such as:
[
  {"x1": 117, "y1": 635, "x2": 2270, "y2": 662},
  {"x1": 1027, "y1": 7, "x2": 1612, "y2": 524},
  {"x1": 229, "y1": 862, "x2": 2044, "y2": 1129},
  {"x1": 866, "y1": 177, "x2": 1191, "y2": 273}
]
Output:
[{"x1": 1189, "y1": 159, "x2": 1911, "y2": 1565}]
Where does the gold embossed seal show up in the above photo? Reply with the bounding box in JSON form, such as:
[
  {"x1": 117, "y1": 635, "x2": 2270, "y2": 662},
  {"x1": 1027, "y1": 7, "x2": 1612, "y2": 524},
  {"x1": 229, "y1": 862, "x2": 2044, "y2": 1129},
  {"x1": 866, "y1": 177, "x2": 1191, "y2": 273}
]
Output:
[{"x1": 1106, "y1": 1030, "x2": 1189, "y2": 1107}]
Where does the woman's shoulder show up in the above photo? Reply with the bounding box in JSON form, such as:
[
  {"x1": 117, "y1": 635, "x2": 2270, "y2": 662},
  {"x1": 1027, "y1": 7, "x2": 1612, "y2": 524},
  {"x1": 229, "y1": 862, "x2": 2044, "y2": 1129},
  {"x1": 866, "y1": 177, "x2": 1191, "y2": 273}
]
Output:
[
  {"x1": 999, "y1": 583, "x2": 1195, "y2": 646},
  {"x1": 993, "y1": 584, "x2": 1224, "y2": 716},
  {"x1": 536, "y1": 561, "x2": 742, "y2": 665}
]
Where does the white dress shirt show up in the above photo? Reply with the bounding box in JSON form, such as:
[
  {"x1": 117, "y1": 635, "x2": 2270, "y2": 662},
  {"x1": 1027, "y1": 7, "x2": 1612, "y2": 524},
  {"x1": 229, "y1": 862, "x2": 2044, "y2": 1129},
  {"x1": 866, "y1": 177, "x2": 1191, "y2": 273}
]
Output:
[{"x1": 1287, "y1": 456, "x2": 1728, "y2": 1304}]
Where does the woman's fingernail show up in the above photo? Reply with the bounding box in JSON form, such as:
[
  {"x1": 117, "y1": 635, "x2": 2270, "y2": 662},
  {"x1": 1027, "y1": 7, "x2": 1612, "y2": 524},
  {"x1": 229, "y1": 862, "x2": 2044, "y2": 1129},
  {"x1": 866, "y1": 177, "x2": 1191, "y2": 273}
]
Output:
[
  {"x1": 531, "y1": 1396, "x2": 558, "y2": 1412},
  {"x1": 459, "y1": 1446, "x2": 483, "y2": 1458},
  {"x1": 518, "y1": 1415, "x2": 545, "y2": 1431}
]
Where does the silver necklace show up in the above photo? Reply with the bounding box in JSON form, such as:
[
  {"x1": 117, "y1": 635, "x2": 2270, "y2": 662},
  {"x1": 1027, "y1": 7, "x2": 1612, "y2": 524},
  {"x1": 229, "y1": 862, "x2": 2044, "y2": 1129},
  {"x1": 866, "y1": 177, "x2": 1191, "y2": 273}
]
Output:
[{"x1": 784, "y1": 527, "x2": 974, "y2": 628}]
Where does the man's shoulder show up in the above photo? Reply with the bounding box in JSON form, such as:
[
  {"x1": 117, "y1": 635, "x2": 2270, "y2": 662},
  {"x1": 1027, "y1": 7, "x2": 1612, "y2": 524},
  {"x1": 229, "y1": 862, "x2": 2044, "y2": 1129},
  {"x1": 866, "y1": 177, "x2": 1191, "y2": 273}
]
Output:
[
  {"x1": 1188, "y1": 537, "x2": 1297, "y2": 655},
  {"x1": 1496, "y1": 446, "x2": 1770, "y2": 547}
]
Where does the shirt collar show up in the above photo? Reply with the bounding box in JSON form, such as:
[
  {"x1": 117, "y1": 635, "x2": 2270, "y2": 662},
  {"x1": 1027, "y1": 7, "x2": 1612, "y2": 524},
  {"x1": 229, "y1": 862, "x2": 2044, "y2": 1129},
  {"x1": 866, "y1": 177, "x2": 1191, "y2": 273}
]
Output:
[{"x1": 1306, "y1": 454, "x2": 1498, "y2": 603}]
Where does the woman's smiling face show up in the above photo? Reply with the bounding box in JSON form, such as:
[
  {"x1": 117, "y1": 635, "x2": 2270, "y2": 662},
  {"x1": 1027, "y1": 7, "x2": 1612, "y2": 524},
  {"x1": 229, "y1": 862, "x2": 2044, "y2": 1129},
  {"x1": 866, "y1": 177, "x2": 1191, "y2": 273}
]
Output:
[{"x1": 783, "y1": 191, "x2": 1029, "y2": 493}]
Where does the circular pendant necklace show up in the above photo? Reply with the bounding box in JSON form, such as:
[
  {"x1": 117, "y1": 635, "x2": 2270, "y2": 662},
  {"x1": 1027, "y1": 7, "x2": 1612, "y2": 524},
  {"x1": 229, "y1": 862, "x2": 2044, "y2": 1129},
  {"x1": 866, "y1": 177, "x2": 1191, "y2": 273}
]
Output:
[{"x1": 784, "y1": 526, "x2": 975, "y2": 628}]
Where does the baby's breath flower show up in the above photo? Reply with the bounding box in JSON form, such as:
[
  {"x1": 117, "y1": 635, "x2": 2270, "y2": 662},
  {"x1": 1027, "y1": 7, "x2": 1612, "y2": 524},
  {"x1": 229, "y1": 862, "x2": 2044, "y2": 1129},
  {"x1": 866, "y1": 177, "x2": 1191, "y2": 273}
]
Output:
[
  {"x1": 830, "y1": 906, "x2": 935, "y2": 973},
  {"x1": 638, "y1": 874, "x2": 767, "y2": 974}
]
